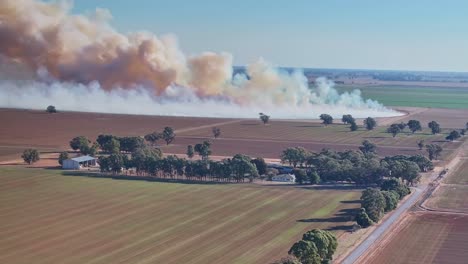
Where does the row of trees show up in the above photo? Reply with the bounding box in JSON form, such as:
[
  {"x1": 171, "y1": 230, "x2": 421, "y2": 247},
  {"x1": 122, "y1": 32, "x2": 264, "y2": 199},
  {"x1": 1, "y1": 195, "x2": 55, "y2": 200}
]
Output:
[
  {"x1": 280, "y1": 142, "x2": 432, "y2": 186},
  {"x1": 273, "y1": 229, "x2": 337, "y2": 264},
  {"x1": 386, "y1": 120, "x2": 466, "y2": 139},
  {"x1": 98, "y1": 144, "x2": 265, "y2": 183},
  {"x1": 356, "y1": 178, "x2": 411, "y2": 227}
]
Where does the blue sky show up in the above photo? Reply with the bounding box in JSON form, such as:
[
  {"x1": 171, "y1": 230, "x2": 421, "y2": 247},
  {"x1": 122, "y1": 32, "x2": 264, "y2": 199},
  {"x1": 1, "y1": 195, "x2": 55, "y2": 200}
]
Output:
[{"x1": 73, "y1": 0, "x2": 468, "y2": 72}]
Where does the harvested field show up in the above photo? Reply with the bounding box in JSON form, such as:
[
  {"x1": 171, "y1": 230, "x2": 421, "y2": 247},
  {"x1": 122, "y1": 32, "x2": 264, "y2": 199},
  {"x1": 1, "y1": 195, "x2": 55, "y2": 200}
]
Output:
[
  {"x1": 398, "y1": 107, "x2": 468, "y2": 129},
  {"x1": 360, "y1": 213, "x2": 468, "y2": 264},
  {"x1": 0, "y1": 108, "x2": 465, "y2": 161},
  {"x1": 0, "y1": 167, "x2": 362, "y2": 264},
  {"x1": 426, "y1": 185, "x2": 468, "y2": 212},
  {"x1": 444, "y1": 158, "x2": 468, "y2": 184}
]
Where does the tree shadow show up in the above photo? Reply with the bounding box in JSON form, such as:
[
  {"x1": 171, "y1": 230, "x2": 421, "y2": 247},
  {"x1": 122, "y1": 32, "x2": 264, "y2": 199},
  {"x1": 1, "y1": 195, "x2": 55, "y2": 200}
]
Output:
[
  {"x1": 297, "y1": 208, "x2": 360, "y2": 232},
  {"x1": 241, "y1": 123, "x2": 260, "y2": 126},
  {"x1": 61, "y1": 171, "x2": 235, "y2": 185}
]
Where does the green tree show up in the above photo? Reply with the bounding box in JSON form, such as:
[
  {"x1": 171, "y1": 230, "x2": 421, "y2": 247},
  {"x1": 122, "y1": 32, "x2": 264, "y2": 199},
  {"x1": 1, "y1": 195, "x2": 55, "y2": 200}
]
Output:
[
  {"x1": 359, "y1": 140, "x2": 377, "y2": 154},
  {"x1": 380, "y1": 178, "x2": 411, "y2": 199},
  {"x1": 397, "y1": 122, "x2": 407, "y2": 131},
  {"x1": 407, "y1": 120, "x2": 422, "y2": 134},
  {"x1": 46, "y1": 105, "x2": 57, "y2": 113},
  {"x1": 186, "y1": 145, "x2": 195, "y2": 159},
  {"x1": 212, "y1": 127, "x2": 221, "y2": 138},
  {"x1": 382, "y1": 191, "x2": 399, "y2": 212},
  {"x1": 350, "y1": 121, "x2": 358, "y2": 131},
  {"x1": 319, "y1": 114, "x2": 333, "y2": 126},
  {"x1": 97, "y1": 135, "x2": 120, "y2": 152},
  {"x1": 69, "y1": 136, "x2": 90, "y2": 151},
  {"x1": 355, "y1": 208, "x2": 373, "y2": 228},
  {"x1": 446, "y1": 130, "x2": 461, "y2": 141},
  {"x1": 144, "y1": 132, "x2": 161, "y2": 146},
  {"x1": 308, "y1": 170, "x2": 321, "y2": 185},
  {"x1": 108, "y1": 153, "x2": 124, "y2": 174},
  {"x1": 293, "y1": 168, "x2": 307, "y2": 184},
  {"x1": 251, "y1": 157, "x2": 267, "y2": 175},
  {"x1": 428, "y1": 121, "x2": 441, "y2": 134},
  {"x1": 119, "y1": 137, "x2": 145, "y2": 153},
  {"x1": 341, "y1": 114, "x2": 355, "y2": 124},
  {"x1": 387, "y1": 124, "x2": 401, "y2": 137},
  {"x1": 363, "y1": 117, "x2": 377, "y2": 130},
  {"x1": 259, "y1": 113, "x2": 270, "y2": 125},
  {"x1": 162, "y1": 127, "x2": 176, "y2": 145},
  {"x1": 194, "y1": 141, "x2": 212, "y2": 161},
  {"x1": 281, "y1": 147, "x2": 309, "y2": 167},
  {"x1": 22, "y1": 149, "x2": 40, "y2": 164},
  {"x1": 426, "y1": 144, "x2": 443, "y2": 161},
  {"x1": 417, "y1": 140, "x2": 425, "y2": 150},
  {"x1": 301, "y1": 229, "x2": 338, "y2": 261},
  {"x1": 58, "y1": 151, "x2": 69, "y2": 165},
  {"x1": 289, "y1": 240, "x2": 321, "y2": 264},
  {"x1": 361, "y1": 188, "x2": 386, "y2": 222},
  {"x1": 230, "y1": 154, "x2": 259, "y2": 182}
]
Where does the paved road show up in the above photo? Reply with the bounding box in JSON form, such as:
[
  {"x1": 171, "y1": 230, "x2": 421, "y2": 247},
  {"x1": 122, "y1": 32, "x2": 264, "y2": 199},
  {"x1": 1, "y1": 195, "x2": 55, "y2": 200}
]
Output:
[{"x1": 340, "y1": 187, "x2": 424, "y2": 264}]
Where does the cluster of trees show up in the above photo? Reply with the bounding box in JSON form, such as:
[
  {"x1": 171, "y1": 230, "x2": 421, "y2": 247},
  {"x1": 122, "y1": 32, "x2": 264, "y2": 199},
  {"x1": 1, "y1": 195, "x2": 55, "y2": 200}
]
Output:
[
  {"x1": 341, "y1": 115, "x2": 377, "y2": 132},
  {"x1": 21, "y1": 149, "x2": 40, "y2": 164},
  {"x1": 143, "y1": 127, "x2": 176, "y2": 146},
  {"x1": 97, "y1": 141, "x2": 264, "y2": 183},
  {"x1": 275, "y1": 229, "x2": 337, "y2": 264},
  {"x1": 280, "y1": 142, "x2": 431, "y2": 186},
  {"x1": 387, "y1": 120, "x2": 429, "y2": 137},
  {"x1": 356, "y1": 178, "x2": 410, "y2": 227}
]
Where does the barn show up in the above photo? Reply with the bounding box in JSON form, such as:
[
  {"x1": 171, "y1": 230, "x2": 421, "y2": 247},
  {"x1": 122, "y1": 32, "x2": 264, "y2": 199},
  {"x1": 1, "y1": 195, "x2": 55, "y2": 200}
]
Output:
[{"x1": 62, "y1": 155, "x2": 97, "y2": 170}]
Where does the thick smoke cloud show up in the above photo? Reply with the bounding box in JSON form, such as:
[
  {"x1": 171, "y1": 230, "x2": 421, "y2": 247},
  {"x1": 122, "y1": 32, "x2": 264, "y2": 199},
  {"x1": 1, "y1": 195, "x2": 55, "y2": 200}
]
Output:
[{"x1": 0, "y1": 0, "x2": 401, "y2": 118}]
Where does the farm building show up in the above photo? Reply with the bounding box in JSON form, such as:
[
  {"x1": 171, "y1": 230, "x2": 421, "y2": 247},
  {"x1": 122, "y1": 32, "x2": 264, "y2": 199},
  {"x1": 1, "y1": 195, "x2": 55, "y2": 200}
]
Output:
[
  {"x1": 272, "y1": 174, "x2": 296, "y2": 183},
  {"x1": 62, "y1": 155, "x2": 97, "y2": 170}
]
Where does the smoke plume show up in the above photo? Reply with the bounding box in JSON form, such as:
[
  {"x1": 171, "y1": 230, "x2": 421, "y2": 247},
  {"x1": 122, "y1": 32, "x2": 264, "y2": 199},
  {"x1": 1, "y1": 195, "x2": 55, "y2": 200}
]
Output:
[{"x1": 0, "y1": 0, "x2": 401, "y2": 118}]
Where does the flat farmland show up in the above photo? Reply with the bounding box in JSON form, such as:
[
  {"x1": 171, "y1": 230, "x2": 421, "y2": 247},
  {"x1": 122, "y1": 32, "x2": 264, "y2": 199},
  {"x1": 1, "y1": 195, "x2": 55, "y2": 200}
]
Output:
[
  {"x1": 0, "y1": 167, "x2": 361, "y2": 264},
  {"x1": 336, "y1": 85, "x2": 468, "y2": 109},
  {"x1": 444, "y1": 158, "x2": 468, "y2": 184},
  {"x1": 360, "y1": 213, "x2": 468, "y2": 264}
]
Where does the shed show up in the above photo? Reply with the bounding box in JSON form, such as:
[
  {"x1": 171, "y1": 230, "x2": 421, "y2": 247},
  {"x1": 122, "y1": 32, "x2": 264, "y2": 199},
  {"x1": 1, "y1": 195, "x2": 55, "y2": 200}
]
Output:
[
  {"x1": 272, "y1": 174, "x2": 296, "y2": 183},
  {"x1": 62, "y1": 155, "x2": 97, "y2": 170}
]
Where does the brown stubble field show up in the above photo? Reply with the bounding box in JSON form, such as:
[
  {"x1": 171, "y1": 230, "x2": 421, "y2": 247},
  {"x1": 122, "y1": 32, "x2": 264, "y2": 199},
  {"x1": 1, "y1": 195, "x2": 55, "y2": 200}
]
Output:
[
  {"x1": 0, "y1": 107, "x2": 466, "y2": 162},
  {"x1": 0, "y1": 167, "x2": 362, "y2": 264}
]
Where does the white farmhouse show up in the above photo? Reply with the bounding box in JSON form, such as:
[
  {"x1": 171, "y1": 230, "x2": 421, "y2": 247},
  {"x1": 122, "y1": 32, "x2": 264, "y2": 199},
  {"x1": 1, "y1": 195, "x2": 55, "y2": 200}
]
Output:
[
  {"x1": 272, "y1": 174, "x2": 296, "y2": 183},
  {"x1": 62, "y1": 155, "x2": 97, "y2": 170}
]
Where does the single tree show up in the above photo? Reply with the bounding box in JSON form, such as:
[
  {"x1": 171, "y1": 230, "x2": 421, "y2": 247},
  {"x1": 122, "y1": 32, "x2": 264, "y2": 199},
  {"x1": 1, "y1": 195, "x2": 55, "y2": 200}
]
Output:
[
  {"x1": 281, "y1": 147, "x2": 309, "y2": 167},
  {"x1": 341, "y1": 114, "x2": 355, "y2": 124},
  {"x1": 387, "y1": 124, "x2": 401, "y2": 137},
  {"x1": 350, "y1": 121, "x2": 358, "y2": 131},
  {"x1": 308, "y1": 170, "x2": 321, "y2": 185},
  {"x1": 426, "y1": 144, "x2": 443, "y2": 161},
  {"x1": 428, "y1": 121, "x2": 441, "y2": 134},
  {"x1": 355, "y1": 208, "x2": 373, "y2": 228},
  {"x1": 381, "y1": 191, "x2": 399, "y2": 212},
  {"x1": 162, "y1": 127, "x2": 176, "y2": 145},
  {"x1": 69, "y1": 136, "x2": 90, "y2": 152},
  {"x1": 186, "y1": 145, "x2": 195, "y2": 159},
  {"x1": 293, "y1": 168, "x2": 307, "y2": 185},
  {"x1": 58, "y1": 151, "x2": 69, "y2": 165},
  {"x1": 417, "y1": 140, "x2": 425, "y2": 150},
  {"x1": 380, "y1": 178, "x2": 411, "y2": 199},
  {"x1": 407, "y1": 120, "x2": 422, "y2": 134},
  {"x1": 46, "y1": 105, "x2": 57, "y2": 113},
  {"x1": 359, "y1": 140, "x2": 377, "y2": 154},
  {"x1": 320, "y1": 114, "x2": 333, "y2": 126},
  {"x1": 212, "y1": 127, "x2": 221, "y2": 139},
  {"x1": 251, "y1": 157, "x2": 267, "y2": 175},
  {"x1": 22, "y1": 149, "x2": 40, "y2": 164},
  {"x1": 259, "y1": 113, "x2": 270, "y2": 125},
  {"x1": 194, "y1": 141, "x2": 212, "y2": 161},
  {"x1": 446, "y1": 130, "x2": 461, "y2": 141},
  {"x1": 363, "y1": 117, "x2": 377, "y2": 130}
]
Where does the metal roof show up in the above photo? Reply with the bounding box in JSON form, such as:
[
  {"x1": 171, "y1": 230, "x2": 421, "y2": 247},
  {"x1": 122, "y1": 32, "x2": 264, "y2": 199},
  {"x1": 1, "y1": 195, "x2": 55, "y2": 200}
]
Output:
[{"x1": 70, "y1": 155, "x2": 96, "y2": 162}]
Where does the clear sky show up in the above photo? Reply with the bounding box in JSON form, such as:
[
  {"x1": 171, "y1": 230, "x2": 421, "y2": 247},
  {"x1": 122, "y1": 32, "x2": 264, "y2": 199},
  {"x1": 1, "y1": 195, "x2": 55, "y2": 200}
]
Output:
[{"x1": 73, "y1": 0, "x2": 468, "y2": 72}]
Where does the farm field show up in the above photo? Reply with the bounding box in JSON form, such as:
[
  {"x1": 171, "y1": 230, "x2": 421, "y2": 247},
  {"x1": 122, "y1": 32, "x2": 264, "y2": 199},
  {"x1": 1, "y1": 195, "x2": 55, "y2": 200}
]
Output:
[
  {"x1": 444, "y1": 158, "x2": 468, "y2": 184},
  {"x1": 1, "y1": 108, "x2": 466, "y2": 161},
  {"x1": 360, "y1": 213, "x2": 468, "y2": 264},
  {"x1": 0, "y1": 167, "x2": 362, "y2": 264},
  {"x1": 336, "y1": 85, "x2": 468, "y2": 109}
]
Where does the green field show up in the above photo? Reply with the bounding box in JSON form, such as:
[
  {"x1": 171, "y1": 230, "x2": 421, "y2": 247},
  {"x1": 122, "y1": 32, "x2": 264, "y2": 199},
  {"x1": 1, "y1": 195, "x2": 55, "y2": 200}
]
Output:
[
  {"x1": 336, "y1": 85, "x2": 468, "y2": 109},
  {"x1": 0, "y1": 167, "x2": 361, "y2": 264}
]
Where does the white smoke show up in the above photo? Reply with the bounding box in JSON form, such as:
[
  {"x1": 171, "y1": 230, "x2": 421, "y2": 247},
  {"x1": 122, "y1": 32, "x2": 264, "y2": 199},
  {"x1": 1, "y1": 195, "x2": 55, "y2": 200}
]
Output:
[{"x1": 0, "y1": 0, "x2": 402, "y2": 119}]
